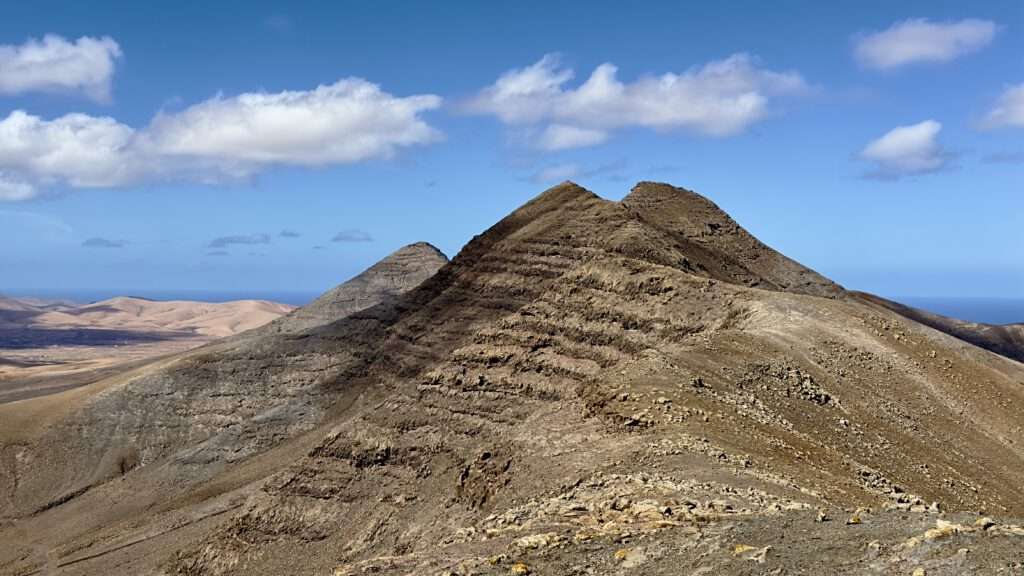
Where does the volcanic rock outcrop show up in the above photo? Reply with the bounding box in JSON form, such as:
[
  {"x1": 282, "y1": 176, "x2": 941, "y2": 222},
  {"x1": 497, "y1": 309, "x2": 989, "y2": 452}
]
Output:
[{"x1": 2, "y1": 182, "x2": 1022, "y2": 576}]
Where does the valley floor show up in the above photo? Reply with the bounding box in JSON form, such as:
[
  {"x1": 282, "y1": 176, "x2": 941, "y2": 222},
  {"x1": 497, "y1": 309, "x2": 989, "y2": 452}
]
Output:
[{"x1": 0, "y1": 336, "x2": 208, "y2": 405}]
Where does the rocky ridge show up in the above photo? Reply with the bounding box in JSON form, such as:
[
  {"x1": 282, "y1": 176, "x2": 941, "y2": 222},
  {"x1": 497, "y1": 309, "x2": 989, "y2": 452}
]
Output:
[
  {"x1": 268, "y1": 242, "x2": 448, "y2": 335},
  {"x1": 1, "y1": 182, "x2": 1023, "y2": 576}
]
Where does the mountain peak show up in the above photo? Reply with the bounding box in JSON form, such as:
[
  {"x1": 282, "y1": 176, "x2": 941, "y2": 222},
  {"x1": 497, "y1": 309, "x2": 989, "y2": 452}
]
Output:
[
  {"x1": 269, "y1": 241, "x2": 448, "y2": 334},
  {"x1": 528, "y1": 180, "x2": 599, "y2": 206},
  {"x1": 622, "y1": 181, "x2": 842, "y2": 297},
  {"x1": 622, "y1": 181, "x2": 743, "y2": 233},
  {"x1": 387, "y1": 241, "x2": 448, "y2": 264}
]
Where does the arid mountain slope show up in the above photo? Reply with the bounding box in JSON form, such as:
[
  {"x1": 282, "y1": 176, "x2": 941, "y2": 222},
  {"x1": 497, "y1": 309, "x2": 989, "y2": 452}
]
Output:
[
  {"x1": 0, "y1": 297, "x2": 41, "y2": 314},
  {"x1": 0, "y1": 242, "x2": 449, "y2": 520},
  {"x1": 268, "y1": 242, "x2": 448, "y2": 334},
  {"x1": 853, "y1": 291, "x2": 1024, "y2": 363},
  {"x1": 2, "y1": 183, "x2": 1023, "y2": 576},
  {"x1": 623, "y1": 181, "x2": 843, "y2": 297}
]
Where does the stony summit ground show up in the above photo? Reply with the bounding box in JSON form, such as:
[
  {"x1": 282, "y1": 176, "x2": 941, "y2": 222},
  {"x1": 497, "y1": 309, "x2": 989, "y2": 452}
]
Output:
[{"x1": 1, "y1": 182, "x2": 1023, "y2": 575}]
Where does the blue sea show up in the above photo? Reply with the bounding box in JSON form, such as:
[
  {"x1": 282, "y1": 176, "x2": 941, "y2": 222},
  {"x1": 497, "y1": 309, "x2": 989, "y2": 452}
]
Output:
[{"x1": 892, "y1": 297, "x2": 1024, "y2": 326}]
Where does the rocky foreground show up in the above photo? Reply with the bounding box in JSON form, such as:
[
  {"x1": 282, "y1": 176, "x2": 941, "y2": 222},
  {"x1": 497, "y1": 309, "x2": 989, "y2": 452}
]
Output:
[{"x1": 2, "y1": 182, "x2": 1023, "y2": 575}]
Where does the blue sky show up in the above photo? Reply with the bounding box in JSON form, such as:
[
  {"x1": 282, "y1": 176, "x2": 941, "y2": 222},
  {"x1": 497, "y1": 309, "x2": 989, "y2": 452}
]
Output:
[{"x1": 0, "y1": 0, "x2": 1020, "y2": 300}]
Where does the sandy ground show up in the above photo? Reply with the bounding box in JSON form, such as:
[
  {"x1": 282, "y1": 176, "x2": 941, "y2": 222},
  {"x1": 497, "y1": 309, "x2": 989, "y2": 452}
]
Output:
[
  {"x1": 0, "y1": 337, "x2": 210, "y2": 405},
  {"x1": 0, "y1": 296, "x2": 295, "y2": 405}
]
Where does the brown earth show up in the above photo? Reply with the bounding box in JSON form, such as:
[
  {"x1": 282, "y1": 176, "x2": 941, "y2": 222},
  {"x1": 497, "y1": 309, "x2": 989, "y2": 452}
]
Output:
[
  {"x1": 1, "y1": 181, "x2": 1023, "y2": 576},
  {"x1": 852, "y1": 291, "x2": 1024, "y2": 363}
]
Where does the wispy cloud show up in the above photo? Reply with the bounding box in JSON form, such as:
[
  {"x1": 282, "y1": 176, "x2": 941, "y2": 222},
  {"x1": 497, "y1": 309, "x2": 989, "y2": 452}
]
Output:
[
  {"x1": 264, "y1": 14, "x2": 294, "y2": 34},
  {"x1": 208, "y1": 233, "x2": 271, "y2": 248},
  {"x1": 0, "y1": 35, "x2": 122, "y2": 101},
  {"x1": 205, "y1": 250, "x2": 229, "y2": 257},
  {"x1": 279, "y1": 229, "x2": 301, "y2": 238},
  {"x1": 331, "y1": 229, "x2": 373, "y2": 243},
  {"x1": 530, "y1": 163, "x2": 582, "y2": 184},
  {"x1": 81, "y1": 237, "x2": 126, "y2": 248},
  {"x1": 528, "y1": 159, "x2": 628, "y2": 184},
  {"x1": 982, "y1": 83, "x2": 1024, "y2": 129},
  {"x1": 0, "y1": 79, "x2": 442, "y2": 201},
  {"x1": 648, "y1": 163, "x2": 684, "y2": 174},
  {"x1": 537, "y1": 124, "x2": 608, "y2": 151},
  {"x1": 859, "y1": 120, "x2": 953, "y2": 179},
  {"x1": 0, "y1": 209, "x2": 73, "y2": 239},
  {"x1": 982, "y1": 151, "x2": 1024, "y2": 164},
  {"x1": 465, "y1": 53, "x2": 808, "y2": 150},
  {"x1": 854, "y1": 18, "x2": 996, "y2": 70}
]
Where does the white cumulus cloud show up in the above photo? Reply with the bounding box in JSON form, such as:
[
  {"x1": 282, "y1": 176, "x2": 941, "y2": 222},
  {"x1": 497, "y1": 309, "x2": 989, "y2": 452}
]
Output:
[
  {"x1": 0, "y1": 111, "x2": 138, "y2": 190},
  {"x1": 0, "y1": 79, "x2": 442, "y2": 201},
  {"x1": 466, "y1": 54, "x2": 808, "y2": 149},
  {"x1": 0, "y1": 173, "x2": 36, "y2": 201},
  {"x1": 854, "y1": 18, "x2": 996, "y2": 70},
  {"x1": 860, "y1": 120, "x2": 952, "y2": 179},
  {"x1": 143, "y1": 79, "x2": 442, "y2": 168},
  {"x1": 0, "y1": 35, "x2": 122, "y2": 101},
  {"x1": 982, "y1": 83, "x2": 1024, "y2": 129}
]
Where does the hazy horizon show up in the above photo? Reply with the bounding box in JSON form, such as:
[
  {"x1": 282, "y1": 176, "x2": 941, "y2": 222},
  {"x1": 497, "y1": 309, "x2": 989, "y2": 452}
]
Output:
[{"x1": 4, "y1": 287, "x2": 1024, "y2": 326}]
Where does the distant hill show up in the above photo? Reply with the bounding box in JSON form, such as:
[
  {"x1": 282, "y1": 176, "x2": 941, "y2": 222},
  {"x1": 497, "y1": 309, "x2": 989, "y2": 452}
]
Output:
[
  {"x1": 0, "y1": 295, "x2": 295, "y2": 338},
  {"x1": 268, "y1": 242, "x2": 448, "y2": 334}
]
